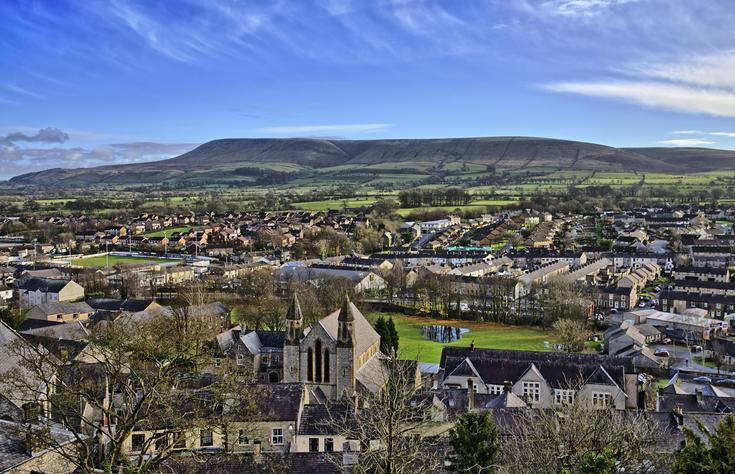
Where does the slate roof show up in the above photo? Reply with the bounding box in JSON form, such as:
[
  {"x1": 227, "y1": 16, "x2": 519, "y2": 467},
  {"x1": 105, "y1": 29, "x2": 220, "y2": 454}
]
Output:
[
  {"x1": 318, "y1": 302, "x2": 379, "y2": 357},
  {"x1": 21, "y1": 320, "x2": 89, "y2": 342},
  {"x1": 298, "y1": 403, "x2": 354, "y2": 435},
  {"x1": 162, "y1": 452, "x2": 339, "y2": 474},
  {"x1": 441, "y1": 347, "x2": 632, "y2": 389},
  {"x1": 247, "y1": 383, "x2": 304, "y2": 421},
  {"x1": 86, "y1": 298, "x2": 155, "y2": 312},
  {"x1": 17, "y1": 277, "x2": 70, "y2": 292},
  {"x1": 28, "y1": 301, "x2": 94, "y2": 316},
  {"x1": 17, "y1": 318, "x2": 64, "y2": 332}
]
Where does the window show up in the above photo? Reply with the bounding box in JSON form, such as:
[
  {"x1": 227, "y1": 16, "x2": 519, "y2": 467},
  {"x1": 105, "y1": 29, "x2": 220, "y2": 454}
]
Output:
[
  {"x1": 488, "y1": 385, "x2": 504, "y2": 395},
  {"x1": 262, "y1": 355, "x2": 269, "y2": 364},
  {"x1": 214, "y1": 358, "x2": 222, "y2": 368},
  {"x1": 592, "y1": 392, "x2": 612, "y2": 407},
  {"x1": 522, "y1": 382, "x2": 541, "y2": 402},
  {"x1": 200, "y1": 430, "x2": 213, "y2": 447},
  {"x1": 272, "y1": 428, "x2": 284, "y2": 445},
  {"x1": 131, "y1": 433, "x2": 145, "y2": 452},
  {"x1": 309, "y1": 437, "x2": 319, "y2": 452},
  {"x1": 236, "y1": 354, "x2": 245, "y2": 366},
  {"x1": 554, "y1": 389, "x2": 574, "y2": 405},
  {"x1": 325, "y1": 438, "x2": 334, "y2": 452},
  {"x1": 238, "y1": 430, "x2": 248, "y2": 445},
  {"x1": 173, "y1": 432, "x2": 186, "y2": 449},
  {"x1": 154, "y1": 432, "x2": 169, "y2": 451}
]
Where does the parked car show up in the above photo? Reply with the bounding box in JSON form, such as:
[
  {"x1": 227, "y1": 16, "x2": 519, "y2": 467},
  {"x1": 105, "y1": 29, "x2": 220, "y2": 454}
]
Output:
[
  {"x1": 638, "y1": 302, "x2": 647, "y2": 308},
  {"x1": 610, "y1": 308, "x2": 619, "y2": 314},
  {"x1": 716, "y1": 379, "x2": 735, "y2": 387},
  {"x1": 654, "y1": 349, "x2": 670, "y2": 357},
  {"x1": 654, "y1": 286, "x2": 662, "y2": 292},
  {"x1": 692, "y1": 376, "x2": 712, "y2": 384},
  {"x1": 662, "y1": 338, "x2": 672, "y2": 344},
  {"x1": 692, "y1": 345, "x2": 703, "y2": 352}
]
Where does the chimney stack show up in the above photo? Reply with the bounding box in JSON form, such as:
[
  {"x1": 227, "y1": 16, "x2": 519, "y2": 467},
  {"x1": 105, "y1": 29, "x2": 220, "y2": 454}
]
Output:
[
  {"x1": 503, "y1": 380, "x2": 513, "y2": 393},
  {"x1": 470, "y1": 340, "x2": 475, "y2": 351}
]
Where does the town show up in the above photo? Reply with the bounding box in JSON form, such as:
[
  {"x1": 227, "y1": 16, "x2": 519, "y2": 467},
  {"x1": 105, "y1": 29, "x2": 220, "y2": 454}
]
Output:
[
  {"x1": 4, "y1": 1, "x2": 735, "y2": 472},
  {"x1": 1, "y1": 201, "x2": 734, "y2": 472}
]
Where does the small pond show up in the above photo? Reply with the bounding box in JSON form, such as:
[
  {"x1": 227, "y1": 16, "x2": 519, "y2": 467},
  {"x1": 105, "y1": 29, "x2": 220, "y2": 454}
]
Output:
[{"x1": 421, "y1": 325, "x2": 470, "y2": 343}]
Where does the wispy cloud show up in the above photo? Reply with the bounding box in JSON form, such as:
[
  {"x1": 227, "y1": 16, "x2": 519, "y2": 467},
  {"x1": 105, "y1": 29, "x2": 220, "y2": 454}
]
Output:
[
  {"x1": 5, "y1": 84, "x2": 42, "y2": 99},
  {"x1": 540, "y1": 0, "x2": 642, "y2": 17},
  {"x1": 673, "y1": 130, "x2": 735, "y2": 138},
  {"x1": 259, "y1": 123, "x2": 392, "y2": 134},
  {"x1": 545, "y1": 80, "x2": 735, "y2": 117},
  {"x1": 658, "y1": 138, "x2": 716, "y2": 147}
]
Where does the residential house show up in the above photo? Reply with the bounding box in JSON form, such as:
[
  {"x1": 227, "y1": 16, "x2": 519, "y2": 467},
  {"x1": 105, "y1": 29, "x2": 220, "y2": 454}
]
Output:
[{"x1": 17, "y1": 278, "x2": 85, "y2": 308}]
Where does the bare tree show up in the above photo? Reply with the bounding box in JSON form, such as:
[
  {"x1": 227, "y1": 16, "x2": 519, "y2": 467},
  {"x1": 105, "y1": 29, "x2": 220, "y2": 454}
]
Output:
[
  {"x1": 500, "y1": 398, "x2": 667, "y2": 474},
  {"x1": 324, "y1": 357, "x2": 443, "y2": 474},
  {"x1": 552, "y1": 318, "x2": 591, "y2": 353},
  {"x1": 1, "y1": 313, "x2": 256, "y2": 474}
]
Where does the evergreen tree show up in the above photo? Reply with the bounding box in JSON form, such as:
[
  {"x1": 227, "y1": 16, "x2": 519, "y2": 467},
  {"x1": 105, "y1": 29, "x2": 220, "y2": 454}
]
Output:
[
  {"x1": 673, "y1": 415, "x2": 735, "y2": 473},
  {"x1": 447, "y1": 412, "x2": 500, "y2": 473},
  {"x1": 374, "y1": 316, "x2": 392, "y2": 354},
  {"x1": 386, "y1": 317, "x2": 399, "y2": 355}
]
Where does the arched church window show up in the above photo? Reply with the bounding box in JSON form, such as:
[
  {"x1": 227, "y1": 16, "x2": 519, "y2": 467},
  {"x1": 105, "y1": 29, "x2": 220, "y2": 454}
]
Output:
[
  {"x1": 315, "y1": 340, "x2": 322, "y2": 383},
  {"x1": 324, "y1": 349, "x2": 330, "y2": 383},
  {"x1": 307, "y1": 348, "x2": 313, "y2": 381}
]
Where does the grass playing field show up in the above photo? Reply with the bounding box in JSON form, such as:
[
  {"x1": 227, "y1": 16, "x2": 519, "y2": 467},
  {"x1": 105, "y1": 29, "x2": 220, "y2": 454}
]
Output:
[
  {"x1": 144, "y1": 226, "x2": 192, "y2": 237},
  {"x1": 367, "y1": 312, "x2": 558, "y2": 363},
  {"x1": 71, "y1": 255, "x2": 179, "y2": 267}
]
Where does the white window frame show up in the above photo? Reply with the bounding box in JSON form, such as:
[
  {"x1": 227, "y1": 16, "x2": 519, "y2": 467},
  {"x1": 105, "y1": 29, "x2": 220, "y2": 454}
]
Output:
[
  {"x1": 522, "y1": 381, "x2": 541, "y2": 402},
  {"x1": 554, "y1": 389, "x2": 574, "y2": 405},
  {"x1": 271, "y1": 428, "x2": 284, "y2": 445},
  {"x1": 487, "y1": 384, "x2": 504, "y2": 395},
  {"x1": 592, "y1": 391, "x2": 612, "y2": 407}
]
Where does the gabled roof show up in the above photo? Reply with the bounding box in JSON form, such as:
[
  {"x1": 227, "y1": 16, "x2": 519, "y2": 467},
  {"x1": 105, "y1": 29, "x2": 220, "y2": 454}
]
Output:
[
  {"x1": 318, "y1": 303, "x2": 379, "y2": 357},
  {"x1": 17, "y1": 277, "x2": 71, "y2": 292}
]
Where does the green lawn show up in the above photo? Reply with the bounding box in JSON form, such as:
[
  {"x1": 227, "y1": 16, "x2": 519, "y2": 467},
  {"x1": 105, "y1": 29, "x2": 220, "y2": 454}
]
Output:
[
  {"x1": 71, "y1": 255, "x2": 179, "y2": 268},
  {"x1": 368, "y1": 312, "x2": 558, "y2": 363},
  {"x1": 144, "y1": 225, "x2": 191, "y2": 237}
]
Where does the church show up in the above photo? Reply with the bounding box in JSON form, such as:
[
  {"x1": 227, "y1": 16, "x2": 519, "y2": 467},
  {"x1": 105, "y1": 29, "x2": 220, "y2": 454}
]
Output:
[{"x1": 215, "y1": 294, "x2": 388, "y2": 401}]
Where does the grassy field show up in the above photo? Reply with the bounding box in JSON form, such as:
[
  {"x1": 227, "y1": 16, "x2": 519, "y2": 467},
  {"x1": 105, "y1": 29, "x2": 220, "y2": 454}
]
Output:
[
  {"x1": 71, "y1": 255, "x2": 179, "y2": 268},
  {"x1": 291, "y1": 197, "x2": 379, "y2": 211},
  {"x1": 368, "y1": 312, "x2": 558, "y2": 364},
  {"x1": 144, "y1": 225, "x2": 191, "y2": 237}
]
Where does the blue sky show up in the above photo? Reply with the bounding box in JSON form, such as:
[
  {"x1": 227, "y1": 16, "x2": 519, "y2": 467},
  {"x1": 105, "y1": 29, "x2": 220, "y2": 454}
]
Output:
[{"x1": 2, "y1": 0, "x2": 735, "y2": 179}]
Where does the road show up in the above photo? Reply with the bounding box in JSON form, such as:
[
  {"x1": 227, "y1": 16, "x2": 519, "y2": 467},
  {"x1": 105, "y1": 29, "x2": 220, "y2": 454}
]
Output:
[{"x1": 650, "y1": 343, "x2": 734, "y2": 375}]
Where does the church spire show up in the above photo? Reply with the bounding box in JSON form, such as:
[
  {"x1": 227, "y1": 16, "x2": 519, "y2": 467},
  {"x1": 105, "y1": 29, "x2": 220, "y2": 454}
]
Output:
[
  {"x1": 337, "y1": 293, "x2": 355, "y2": 348},
  {"x1": 286, "y1": 293, "x2": 303, "y2": 321},
  {"x1": 285, "y1": 293, "x2": 303, "y2": 346}
]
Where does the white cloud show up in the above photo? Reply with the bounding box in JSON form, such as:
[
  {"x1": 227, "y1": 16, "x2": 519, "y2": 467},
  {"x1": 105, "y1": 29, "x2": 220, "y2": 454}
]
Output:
[
  {"x1": 259, "y1": 123, "x2": 392, "y2": 134},
  {"x1": 672, "y1": 130, "x2": 735, "y2": 138},
  {"x1": 545, "y1": 81, "x2": 735, "y2": 117},
  {"x1": 541, "y1": 0, "x2": 641, "y2": 17},
  {"x1": 658, "y1": 139, "x2": 716, "y2": 147}
]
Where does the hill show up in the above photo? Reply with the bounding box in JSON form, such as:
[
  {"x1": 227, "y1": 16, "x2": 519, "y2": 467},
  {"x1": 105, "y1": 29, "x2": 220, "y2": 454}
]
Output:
[{"x1": 8, "y1": 136, "x2": 735, "y2": 189}]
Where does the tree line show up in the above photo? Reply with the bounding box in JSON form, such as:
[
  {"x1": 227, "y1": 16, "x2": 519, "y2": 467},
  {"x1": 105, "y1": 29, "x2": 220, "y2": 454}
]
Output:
[{"x1": 398, "y1": 187, "x2": 470, "y2": 208}]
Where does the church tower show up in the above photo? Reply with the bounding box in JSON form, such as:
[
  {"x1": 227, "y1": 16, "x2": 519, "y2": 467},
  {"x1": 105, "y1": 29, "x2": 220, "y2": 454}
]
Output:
[
  {"x1": 283, "y1": 293, "x2": 303, "y2": 383},
  {"x1": 336, "y1": 294, "x2": 356, "y2": 398}
]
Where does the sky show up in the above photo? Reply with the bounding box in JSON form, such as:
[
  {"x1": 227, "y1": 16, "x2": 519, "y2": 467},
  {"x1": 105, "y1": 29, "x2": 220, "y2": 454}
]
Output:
[{"x1": 2, "y1": 0, "x2": 735, "y2": 179}]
